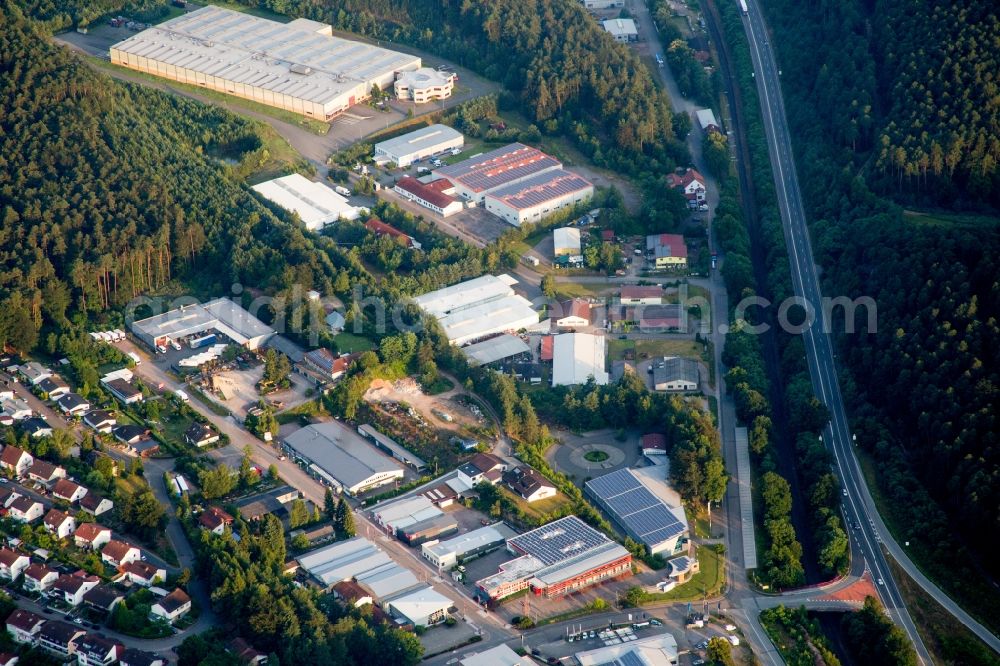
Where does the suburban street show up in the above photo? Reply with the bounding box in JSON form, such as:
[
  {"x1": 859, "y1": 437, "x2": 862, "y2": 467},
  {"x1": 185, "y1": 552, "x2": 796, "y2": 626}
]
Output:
[{"x1": 736, "y1": 0, "x2": 1000, "y2": 660}]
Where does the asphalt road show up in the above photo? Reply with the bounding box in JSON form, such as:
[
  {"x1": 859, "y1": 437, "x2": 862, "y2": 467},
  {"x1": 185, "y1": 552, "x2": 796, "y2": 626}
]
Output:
[{"x1": 734, "y1": 0, "x2": 976, "y2": 661}]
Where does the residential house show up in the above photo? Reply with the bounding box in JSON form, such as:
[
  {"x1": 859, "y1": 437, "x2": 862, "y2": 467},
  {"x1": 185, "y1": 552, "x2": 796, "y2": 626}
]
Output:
[
  {"x1": 80, "y1": 494, "x2": 114, "y2": 517},
  {"x1": 0, "y1": 486, "x2": 19, "y2": 508},
  {"x1": 19, "y1": 417, "x2": 53, "y2": 439},
  {"x1": 0, "y1": 445, "x2": 33, "y2": 477},
  {"x1": 198, "y1": 507, "x2": 234, "y2": 535},
  {"x1": 53, "y1": 572, "x2": 100, "y2": 606},
  {"x1": 83, "y1": 586, "x2": 125, "y2": 614},
  {"x1": 8, "y1": 496, "x2": 44, "y2": 523},
  {"x1": 456, "y1": 452, "x2": 507, "y2": 488},
  {"x1": 18, "y1": 362, "x2": 52, "y2": 386},
  {"x1": 75, "y1": 634, "x2": 123, "y2": 666},
  {"x1": 83, "y1": 410, "x2": 117, "y2": 434},
  {"x1": 0, "y1": 548, "x2": 30, "y2": 580},
  {"x1": 56, "y1": 393, "x2": 90, "y2": 417},
  {"x1": 6, "y1": 608, "x2": 45, "y2": 644},
  {"x1": 52, "y1": 479, "x2": 88, "y2": 504},
  {"x1": 554, "y1": 299, "x2": 592, "y2": 329},
  {"x1": 0, "y1": 398, "x2": 32, "y2": 421},
  {"x1": 27, "y1": 459, "x2": 66, "y2": 486},
  {"x1": 665, "y1": 168, "x2": 706, "y2": 203},
  {"x1": 104, "y1": 378, "x2": 143, "y2": 405},
  {"x1": 36, "y1": 619, "x2": 86, "y2": 657},
  {"x1": 503, "y1": 466, "x2": 557, "y2": 503},
  {"x1": 119, "y1": 648, "x2": 164, "y2": 666},
  {"x1": 226, "y1": 638, "x2": 268, "y2": 665},
  {"x1": 112, "y1": 425, "x2": 149, "y2": 446},
  {"x1": 43, "y1": 509, "x2": 77, "y2": 539},
  {"x1": 36, "y1": 376, "x2": 70, "y2": 400},
  {"x1": 101, "y1": 540, "x2": 140, "y2": 568},
  {"x1": 150, "y1": 588, "x2": 192, "y2": 623},
  {"x1": 122, "y1": 561, "x2": 165, "y2": 588},
  {"x1": 74, "y1": 523, "x2": 112, "y2": 550},
  {"x1": 23, "y1": 562, "x2": 59, "y2": 592},
  {"x1": 183, "y1": 422, "x2": 219, "y2": 448}
]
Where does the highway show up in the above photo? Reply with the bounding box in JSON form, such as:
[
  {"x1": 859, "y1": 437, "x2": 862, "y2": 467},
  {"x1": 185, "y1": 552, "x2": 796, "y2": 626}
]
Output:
[{"x1": 736, "y1": 0, "x2": 942, "y2": 661}]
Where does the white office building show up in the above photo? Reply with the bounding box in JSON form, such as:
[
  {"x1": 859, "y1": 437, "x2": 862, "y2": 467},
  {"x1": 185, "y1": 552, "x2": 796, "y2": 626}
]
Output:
[
  {"x1": 373, "y1": 124, "x2": 464, "y2": 167},
  {"x1": 394, "y1": 69, "x2": 455, "y2": 103}
]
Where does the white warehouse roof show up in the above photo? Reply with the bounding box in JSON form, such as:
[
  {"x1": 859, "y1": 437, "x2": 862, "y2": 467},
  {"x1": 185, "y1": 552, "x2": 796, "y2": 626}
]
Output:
[
  {"x1": 371, "y1": 495, "x2": 442, "y2": 533},
  {"x1": 252, "y1": 174, "x2": 366, "y2": 230},
  {"x1": 413, "y1": 275, "x2": 537, "y2": 346},
  {"x1": 297, "y1": 537, "x2": 392, "y2": 588},
  {"x1": 373, "y1": 124, "x2": 463, "y2": 164},
  {"x1": 602, "y1": 18, "x2": 638, "y2": 38},
  {"x1": 423, "y1": 524, "x2": 511, "y2": 561},
  {"x1": 696, "y1": 108, "x2": 719, "y2": 130},
  {"x1": 576, "y1": 632, "x2": 679, "y2": 666},
  {"x1": 130, "y1": 297, "x2": 274, "y2": 348},
  {"x1": 382, "y1": 584, "x2": 453, "y2": 626},
  {"x1": 553, "y1": 227, "x2": 582, "y2": 255},
  {"x1": 461, "y1": 645, "x2": 539, "y2": 666},
  {"x1": 461, "y1": 334, "x2": 530, "y2": 366},
  {"x1": 552, "y1": 333, "x2": 608, "y2": 386},
  {"x1": 109, "y1": 6, "x2": 421, "y2": 113},
  {"x1": 283, "y1": 422, "x2": 404, "y2": 494}
]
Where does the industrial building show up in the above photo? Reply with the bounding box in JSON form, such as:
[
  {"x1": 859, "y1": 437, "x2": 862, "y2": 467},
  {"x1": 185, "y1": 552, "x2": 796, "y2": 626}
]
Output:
[
  {"x1": 130, "y1": 298, "x2": 274, "y2": 351},
  {"x1": 109, "y1": 6, "x2": 421, "y2": 119},
  {"x1": 421, "y1": 523, "x2": 515, "y2": 569},
  {"x1": 297, "y1": 537, "x2": 419, "y2": 595},
  {"x1": 555, "y1": 299, "x2": 592, "y2": 329},
  {"x1": 551, "y1": 333, "x2": 608, "y2": 386},
  {"x1": 696, "y1": 108, "x2": 721, "y2": 133},
  {"x1": 461, "y1": 644, "x2": 539, "y2": 666},
  {"x1": 394, "y1": 177, "x2": 464, "y2": 216},
  {"x1": 646, "y1": 233, "x2": 689, "y2": 268},
  {"x1": 483, "y1": 169, "x2": 594, "y2": 227},
  {"x1": 461, "y1": 334, "x2": 531, "y2": 366},
  {"x1": 357, "y1": 424, "x2": 427, "y2": 471},
  {"x1": 393, "y1": 68, "x2": 455, "y2": 103},
  {"x1": 553, "y1": 227, "x2": 582, "y2": 256},
  {"x1": 432, "y1": 143, "x2": 562, "y2": 202},
  {"x1": 619, "y1": 286, "x2": 663, "y2": 305},
  {"x1": 373, "y1": 124, "x2": 464, "y2": 167},
  {"x1": 602, "y1": 18, "x2": 639, "y2": 42},
  {"x1": 412, "y1": 275, "x2": 539, "y2": 346},
  {"x1": 585, "y1": 467, "x2": 689, "y2": 556},
  {"x1": 475, "y1": 516, "x2": 631, "y2": 602},
  {"x1": 381, "y1": 585, "x2": 454, "y2": 627},
  {"x1": 282, "y1": 422, "x2": 405, "y2": 496},
  {"x1": 575, "y1": 632, "x2": 679, "y2": 666},
  {"x1": 252, "y1": 174, "x2": 366, "y2": 230},
  {"x1": 371, "y1": 495, "x2": 443, "y2": 534},
  {"x1": 397, "y1": 514, "x2": 459, "y2": 546},
  {"x1": 652, "y1": 357, "x2": 700, "y2": 391}
]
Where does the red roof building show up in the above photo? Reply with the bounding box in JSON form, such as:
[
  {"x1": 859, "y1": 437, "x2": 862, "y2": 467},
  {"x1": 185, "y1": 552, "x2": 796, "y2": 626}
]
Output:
[
  {"x1": 539, "y1": 335, "x2": 554, "y2": 362},
  {"x1": 364, "y1": 218, "x2": 420, "y2": 249},
  {"x1": 394, "y1": 177, "x2": 463, "y2": 217}
]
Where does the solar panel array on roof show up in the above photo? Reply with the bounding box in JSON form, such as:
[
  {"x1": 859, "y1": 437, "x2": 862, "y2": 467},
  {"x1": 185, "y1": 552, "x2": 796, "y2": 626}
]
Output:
[
  {"x1": 435, "y1": 143, "x2": 561, "y2": 194},
  {"x1": 585, "y1": 469, "x2": 685, "y2": 551},
  {"x1": 485, "y1": 169, "x2": 593, "y2": 210},
  {"x1": 507, "y1": 515, "x2": 610, "y2": 566}
]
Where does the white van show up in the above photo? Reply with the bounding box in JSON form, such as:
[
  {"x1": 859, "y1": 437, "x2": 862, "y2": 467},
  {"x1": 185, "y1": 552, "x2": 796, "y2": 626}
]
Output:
[{"x1": 334, "y1": 185, "x2": 351, "y2": 197}]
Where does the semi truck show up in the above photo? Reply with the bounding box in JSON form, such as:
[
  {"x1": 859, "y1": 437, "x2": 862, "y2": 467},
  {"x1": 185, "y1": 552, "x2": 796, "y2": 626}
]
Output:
[
  {"x1": 739, "y1": 0, "x2": 748, "y2": 14},
  {"x1": 188, "y1": 333, "x2": 217, "y2": 349}
]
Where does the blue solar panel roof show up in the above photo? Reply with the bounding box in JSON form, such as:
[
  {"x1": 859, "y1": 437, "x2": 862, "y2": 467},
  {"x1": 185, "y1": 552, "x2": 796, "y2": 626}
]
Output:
[{"x1": 585, "y1": 468, "x2": 686, "y2": 549}]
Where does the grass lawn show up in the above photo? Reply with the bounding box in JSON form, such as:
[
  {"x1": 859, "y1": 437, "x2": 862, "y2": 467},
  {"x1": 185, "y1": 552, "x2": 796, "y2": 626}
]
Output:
[
  {"x1": 87, "y1": 57, "x2": 330, "y2": 136},
  {"x1": 333, "y1": 331, "x2": 376, "y2": 353},
  {"x1": 606, "y1": 339, "x2": 704, "y2": 362},
  {"x1": 551, "y1": 281, "x2": 606, "y2": 299},
  {"x1": 500, "y1": 487, "x2": 572, "y2": 525},
  {"x1": 640, "y1": 546, "x2": 724, "y2": 603}
]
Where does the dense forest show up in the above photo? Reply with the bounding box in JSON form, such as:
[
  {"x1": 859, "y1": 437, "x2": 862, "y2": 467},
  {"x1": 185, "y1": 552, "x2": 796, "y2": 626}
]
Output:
[{"x1": 760, "y1": 0, "x2": 1000, "y2": 648}]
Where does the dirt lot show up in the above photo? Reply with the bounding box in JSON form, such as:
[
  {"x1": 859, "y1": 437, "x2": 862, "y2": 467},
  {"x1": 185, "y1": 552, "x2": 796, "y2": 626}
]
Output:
[{"x1": 365, "y1": 378, "x2": 485, "y2": 433}]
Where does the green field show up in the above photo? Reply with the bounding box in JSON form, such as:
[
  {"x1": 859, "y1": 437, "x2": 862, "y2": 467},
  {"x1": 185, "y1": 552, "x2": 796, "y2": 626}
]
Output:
[
  {"x1": 333, "y1": 331, "x2": 376, "y2": 353},
  {"x1": 607, "y1": 338, "x2": 705, "y2": 362},
  {"x1": 639, "y1": 546, "x2": 724, "y2": 603},
  {"x1": 903, "y1": 209, "x2": 1000, "y2": 228}
]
